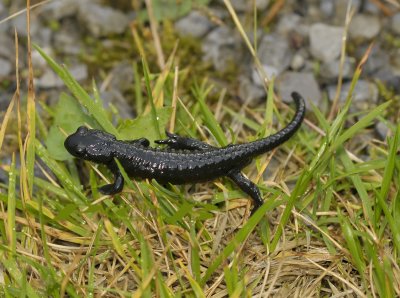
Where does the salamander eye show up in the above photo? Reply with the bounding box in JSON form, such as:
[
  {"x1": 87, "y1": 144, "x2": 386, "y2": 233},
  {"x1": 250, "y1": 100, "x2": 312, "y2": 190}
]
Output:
[
  {"x1": 77, "y1": 126, "x2": 88, "y2": 135},
  {"x1": 75, "y1": 145, "x2": 86, "y2": 155}
]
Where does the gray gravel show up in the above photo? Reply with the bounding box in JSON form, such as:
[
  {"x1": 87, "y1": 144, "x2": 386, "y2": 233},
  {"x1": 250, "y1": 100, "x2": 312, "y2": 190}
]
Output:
[
  {"x1": 0, "y1": 33, "x2": 16, "y2": 62},
  {"x1": 202, "y1": 26, "x2": 242, "y2": 72},
  {"x1": 36, "y1": 64, "x2": 88, "y2": 89},
  {"x1": 391, "y1": 13, "x2": 400, "y2": 35},
  {"x1": 40, "y1": 0, "x2": 81, "y2": 20},
  {"x1": 175, "y1": 11, "x2": 214, "y2": 38},
  {"x1": 375, "y1": 122, "x2": 389, "y2": 140},
  {"x1": 0, "y1": 0, "x2": 398, "y2": 146},
  {"x1": 107, "y1": 62, "x2": 135, "y2": 93},
  {"x1": 0, "y1": 57, "x2": 12, "y2": 78},
  {"x1": 309, "y1": 23, "x2": 343, "y2": 63},
  {"x1": 253, "y1": 34, "x2": 293, "y2": 85},
  {"x1": 238, "y1": 74, "x2": 266, "y2": 103},
  {"x1": 349, "y1": 14, "x2": 381, "y2": 41},
  {"x1": 230, "y1": 0, "x2": 270, "y2": 12},
  {"x1": 290, "y1": 52, "x2": 306, "y2": 71},
  {"x1": 333, "y1": 0, "x2": 362, "y2": 23},
  {"x1": 320, "y1": 56, "x2": 355, "y2": 81},
  {"x1": 327, "y1": 80, "x2": 379, "y2": 113},
  {"x1": 78, "y1": 2, "x2": 130, "y2": 37},
  {"x1": 276, "y1": 72, "x2": 322, "y2": 108},
  {"x1": 101, "y1": 90, "x2": 135, "y2": 119}
]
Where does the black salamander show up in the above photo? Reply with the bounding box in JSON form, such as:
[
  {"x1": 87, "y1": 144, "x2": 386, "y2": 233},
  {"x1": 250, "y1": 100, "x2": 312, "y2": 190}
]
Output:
[{"x1": 64, "y1": 92, "x2": 305, "y2": 213}]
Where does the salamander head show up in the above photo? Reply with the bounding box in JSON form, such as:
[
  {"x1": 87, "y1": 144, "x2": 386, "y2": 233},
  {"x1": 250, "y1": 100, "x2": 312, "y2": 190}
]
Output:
[{"x1": 64, "y1": 126, "x2": 116, "y2": 163}]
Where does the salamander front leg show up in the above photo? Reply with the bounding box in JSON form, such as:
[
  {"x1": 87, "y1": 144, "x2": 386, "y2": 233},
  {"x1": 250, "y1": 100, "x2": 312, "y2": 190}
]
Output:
[
  {"x1": 99, "y1": 170, "x2": 124, "y2": 195},
  {"x1": 228, "y1": 170, "x2": 264, "y2": 215},
  {"x1": 155, "y1": 131, "x2": 215, "y2": 151}
]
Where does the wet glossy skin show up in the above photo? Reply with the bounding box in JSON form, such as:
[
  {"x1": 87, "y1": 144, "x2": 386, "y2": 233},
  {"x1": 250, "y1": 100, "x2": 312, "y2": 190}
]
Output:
[{"x1": 64, "y1": 92, "x2": 306, "y2": 213}]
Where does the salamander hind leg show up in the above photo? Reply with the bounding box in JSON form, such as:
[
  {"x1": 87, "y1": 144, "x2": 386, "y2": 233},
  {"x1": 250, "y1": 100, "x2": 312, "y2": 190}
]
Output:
[
  {"x1": 155, "y1": 131, "x2": 215, "y2": 151},
  {"x1": 228, "y1": 170, "x2": 264, "y2": 215},
  {"x1": 99, "y1": 170, "x2": 124, "y2": 195}
]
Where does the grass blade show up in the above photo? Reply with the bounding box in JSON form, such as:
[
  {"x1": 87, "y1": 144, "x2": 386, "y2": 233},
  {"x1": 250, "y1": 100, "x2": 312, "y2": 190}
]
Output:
[
  {"x1": 142, "y1": 57, "x2": 162, "y2": 139},
  {"x1": 200, "y1": 201, "x2": 273, "y2": 286},
  {"x1": 193, "y1": 81, "x2": 228, "y2": 146},
  {"x1": 334, "y1": 101, "x2": 391, "y2": 149},
  {"x1": 7, "y1": 153, "x2": 17, "y2": 256},
  {"x1": 339, "y1": 148, "x2": 373, "y2": 224}
]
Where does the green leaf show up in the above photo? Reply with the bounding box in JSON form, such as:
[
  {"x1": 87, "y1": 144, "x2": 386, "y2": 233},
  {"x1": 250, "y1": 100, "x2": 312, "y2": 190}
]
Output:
[
  {"x1": 45, "y1": 93, "x2": 98, "y2": 161},
  {"x1": 117, "y1": 107, "x2": 172, "y2": 143}
]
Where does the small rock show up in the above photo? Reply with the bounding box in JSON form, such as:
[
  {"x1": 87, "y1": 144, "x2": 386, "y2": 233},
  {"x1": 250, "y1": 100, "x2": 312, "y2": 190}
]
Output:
[
  {"x1": 208, "y1": 7, "x2": 229, "y2": 20},
  {"x1": 252, "y1": 65, "x2": 279, "y2": 86},
  {"x1": 10, "y1": 13, "x2": 26, "y2": 36},
  {"x1": 333, "y1": 0, "x2": 362, "y2": 23},
  {"x1": 202, "y1": 26, "x2": 242, "y2": 72},
  {"x1": 10, "y1": 13, "x2": 39, "y2": 38},
  {"x1": 35, "y1": 27, "x2": 52, "y2": 47},
  {"x1": 0, "y1": 4, "x2": 10, "y2": 34},
  {"x1": 320, "y1": 0, "x2": 334, "y2": 17},
  {"x1": 100, "y1": 90, "x2": 134, "y2": 119},
  {"x1": 39, "y1": 0, "x2": 81, "y2": 20},
  {"x1": 320, "y1": 56, "x2": 355, "y2": 81},
  {"x1": 277, "y1": 14, "x2": 309, "y2": 39},
  {"x1": 53, "y1": 24, "x2": 82, "y2": 55},
  {"x1": 276, "y1": 13, "x2": 302, "y2": 35},
  {"x1": 375, "y1": 67, "x2": 400, "y2": 92},
  {"x1": 36, "y1": 64, "x2": 87, "y2": 89},
  {"x1": 327, "y1": 80, "x2": 378, "y2": 112},
  {"x1": 307, "y1": 5, "x2": 321, "y2": 20},
  {"x1": 175, "y1": 11, "x2": 213, "y2": 38},
  {"x1": 256, "y1": 0, "x2": 270, "y2": 10},
  {"x1": 276, "y1": 72, "x2": 322, "y2": 108},
  {"x1": 391, "y1": 13, "x2": 400, "y2": 35},
  {"x1": 253, "y1": 34, "x2": 292, "y2": 85},
  {"x1": 70, "y1": 64, "x2": 88, "y2": 82},
  {"x1": 363, "y1": 1, "x2": 380, "y2": 14},
  {"x1": 36, "y1": 69, "x2": 64, "y2": 89},
  {"x1": 78, "y1": 3, "x2": 130, "y2": 37},
  {"x1": 108, "y1": 61, "x2": 135, "y2": 93},
  {"x1": 357, "y1": 44, "x2": 389, "y2": 75},
  {"x1": 32, "y1": 47, "x2": 53, "y2": 70},
  {"x1": 375, "y1": 122, "x2": 389, "y2": 140},
  {"x1": 309, "y1": 23, "x2": 343, "y2": 63},
  {"x1": 238, "y1": 75, "x2": 266, "y2": 103},
  {"x1": 0, "y1": 2, "x2": 7, "y2": 15},
  {"x1": 290, "y1": 53, "x2": 305, "y2": 71},
  {"x1": 229, "y1": 0, "x2": 270, "y2": 11},
  {"x1": 230, "y1": 0, "x2": 247, "y2": 12},
  {"x1": 0, "y1": 58, "x2": 12, "y2": 78},
  {"x1": 349, "y1": 14, "x2": 381, "y2": 41},
  {"x1": 0, "y1": 93, "x2": 13, "y2": 111}
]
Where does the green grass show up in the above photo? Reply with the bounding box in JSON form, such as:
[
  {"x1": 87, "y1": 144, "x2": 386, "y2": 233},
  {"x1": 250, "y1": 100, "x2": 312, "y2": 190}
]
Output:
[{"x1": 0, "y1": 2, "x2": 399, "y2": 297}]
